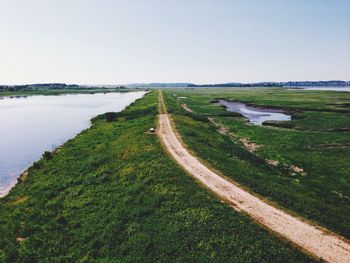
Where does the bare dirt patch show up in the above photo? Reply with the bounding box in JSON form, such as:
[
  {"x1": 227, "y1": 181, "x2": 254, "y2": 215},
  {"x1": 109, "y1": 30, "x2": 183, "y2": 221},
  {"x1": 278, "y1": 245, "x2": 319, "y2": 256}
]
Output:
[
  {"x1": 208, "y1": 117, "x2": 229, "y2": 135},
  {"x1": 290, "y1": 165, "x2": 306, "y2": 175},
  {"x1": 16, "y1": 237, "x2": 27, "y2": 243},
  {"x1": 267, "y1": 159, "x2": 279, "y2": 166},
  {"x1": 239, "y1": 138, "x2": 262, "y2": 152},
  {"x1": 181, "y1": 103, "x2": 193, "y2": 113}
]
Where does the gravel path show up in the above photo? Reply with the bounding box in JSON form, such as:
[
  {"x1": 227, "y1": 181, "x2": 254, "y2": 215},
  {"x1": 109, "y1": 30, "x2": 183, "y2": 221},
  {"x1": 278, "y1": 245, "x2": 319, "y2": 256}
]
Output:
[{"x1": 157, "y1": 92, "x2": 350, "y2": 263}]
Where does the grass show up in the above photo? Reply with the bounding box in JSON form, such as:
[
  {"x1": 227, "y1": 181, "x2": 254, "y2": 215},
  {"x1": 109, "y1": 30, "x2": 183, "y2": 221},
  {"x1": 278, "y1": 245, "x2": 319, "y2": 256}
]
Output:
[
  {"x1": 0, "y1": 91, "x2": 312, "y2": 262},
  {"x1": 164, "y1": 88, "x2": 350, "y2": 239}
]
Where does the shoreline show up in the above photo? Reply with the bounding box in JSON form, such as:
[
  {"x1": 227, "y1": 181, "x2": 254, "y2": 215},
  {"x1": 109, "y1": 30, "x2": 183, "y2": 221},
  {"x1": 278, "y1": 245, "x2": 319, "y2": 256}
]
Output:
[
  {"x1": 0, "y1": 169, "x2": 29, "y2": 198},
  {"x1": 0, "y1": 91, "x2": 147, "y2": 198}
]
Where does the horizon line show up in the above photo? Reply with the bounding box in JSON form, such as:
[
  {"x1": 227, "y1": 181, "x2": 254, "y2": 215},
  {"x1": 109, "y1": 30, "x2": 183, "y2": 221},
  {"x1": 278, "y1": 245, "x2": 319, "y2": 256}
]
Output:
[{"x1": 1, "y1": 79, "x2": 350, "y2": 86}]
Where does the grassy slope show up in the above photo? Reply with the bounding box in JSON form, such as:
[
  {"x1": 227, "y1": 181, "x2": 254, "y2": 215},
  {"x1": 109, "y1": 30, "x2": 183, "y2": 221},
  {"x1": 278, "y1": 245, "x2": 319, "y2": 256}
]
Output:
[
  {"x1": 0, "y1": 92, "x2": 312, "y2": 262},
  {"x1": 164, "y1": 88, "x2": 350, "y2": 239}
]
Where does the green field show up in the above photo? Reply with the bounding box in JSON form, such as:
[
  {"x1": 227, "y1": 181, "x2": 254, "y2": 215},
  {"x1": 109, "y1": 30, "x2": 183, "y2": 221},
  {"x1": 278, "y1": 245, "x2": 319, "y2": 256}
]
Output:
[
  {"x1": 0, "y1": 91, "x2": 312, "y2": 262},
  {"x1": 163, "y1": 88, "x2": 350, "y2": 239}
]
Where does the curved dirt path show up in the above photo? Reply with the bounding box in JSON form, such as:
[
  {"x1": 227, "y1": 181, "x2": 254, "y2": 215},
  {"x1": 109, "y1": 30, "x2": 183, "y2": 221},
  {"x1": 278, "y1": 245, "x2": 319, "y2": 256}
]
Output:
[{"x1": 157, "y1": 91, "x2": 350, "y2": 263}]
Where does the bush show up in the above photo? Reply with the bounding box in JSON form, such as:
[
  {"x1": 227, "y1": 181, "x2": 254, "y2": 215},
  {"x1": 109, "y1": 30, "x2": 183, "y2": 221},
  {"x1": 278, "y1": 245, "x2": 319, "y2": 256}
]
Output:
[
  {"x1": 105, "y1": 112, "x2": 118, "y2": 122},
  {"x1": 43, "y1": 151, "x2": 52, "y2": 160}
]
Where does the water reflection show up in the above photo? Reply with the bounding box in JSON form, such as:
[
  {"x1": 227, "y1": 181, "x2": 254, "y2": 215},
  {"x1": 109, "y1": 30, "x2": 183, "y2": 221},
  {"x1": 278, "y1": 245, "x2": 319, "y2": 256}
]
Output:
[{"x1": 0, "y1": 92, "x2": 146, "y2": 196}]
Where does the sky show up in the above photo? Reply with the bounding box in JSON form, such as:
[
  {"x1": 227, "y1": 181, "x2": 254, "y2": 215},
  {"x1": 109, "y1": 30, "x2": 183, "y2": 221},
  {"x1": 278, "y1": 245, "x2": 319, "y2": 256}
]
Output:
[{"x1": 1, "y1": 0, "x2": 349, "y2": 85}]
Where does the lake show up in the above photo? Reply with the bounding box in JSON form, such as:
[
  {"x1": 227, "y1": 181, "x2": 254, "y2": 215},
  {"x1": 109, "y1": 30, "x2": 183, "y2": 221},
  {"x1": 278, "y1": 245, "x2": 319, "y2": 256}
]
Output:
[
  {"x1": 218, "y1": 100, "x2": 291, "y2": 125},
  {"x1": 0, "y1": 91, "x2": 146, "y2": 196}
]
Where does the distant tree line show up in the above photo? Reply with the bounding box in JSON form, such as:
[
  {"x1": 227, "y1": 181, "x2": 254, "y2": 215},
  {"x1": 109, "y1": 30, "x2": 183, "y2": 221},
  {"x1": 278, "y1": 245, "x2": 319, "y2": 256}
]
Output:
[
  {"x1": 187, "y1": 80, "x2": 350, "y2": 88},
  {"x1": 281, "y1": 80, "x2": 350, "y2": 87},
  {"x1": 187, "y1": 82, "x2": 282, "y2": 88},
  {"x1": 0, "y1": 83, "x2": 128, "y2": 92},
  {"x1": 0, "y1": 83, "x2": 78, "y2": 92}
]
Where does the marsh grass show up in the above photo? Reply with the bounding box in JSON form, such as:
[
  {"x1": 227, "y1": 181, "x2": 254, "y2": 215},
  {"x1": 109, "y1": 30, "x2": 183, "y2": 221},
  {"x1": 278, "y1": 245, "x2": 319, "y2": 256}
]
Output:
[
  {"x1": 165, "y1": 88, "x2": 350, "y2": 239},
  {"x1": 0, "y1": 92, "x2": 312, "y2": 262}
]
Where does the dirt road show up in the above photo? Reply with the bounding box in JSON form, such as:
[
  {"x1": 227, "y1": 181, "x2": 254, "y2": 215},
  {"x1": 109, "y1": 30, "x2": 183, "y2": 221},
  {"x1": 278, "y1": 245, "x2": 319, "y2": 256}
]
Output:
[{"x1": 157, "y1": 91, "x2": 350, "y2": 263}]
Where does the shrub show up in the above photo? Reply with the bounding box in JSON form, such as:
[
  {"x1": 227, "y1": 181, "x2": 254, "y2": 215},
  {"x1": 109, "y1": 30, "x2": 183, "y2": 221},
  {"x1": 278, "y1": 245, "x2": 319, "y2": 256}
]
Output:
[{"x1": 43, "y1": 151, "x2": 52, "y2": 160}]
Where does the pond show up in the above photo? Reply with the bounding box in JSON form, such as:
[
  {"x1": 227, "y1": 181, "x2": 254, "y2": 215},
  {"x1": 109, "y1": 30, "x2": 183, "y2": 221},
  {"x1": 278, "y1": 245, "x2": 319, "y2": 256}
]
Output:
[
  {"x1": 0, "y1": 91, "x2": 146, "y2": 196},
  {"x1": 218, "y1": 100, "x2": 291, "y2": 125}
]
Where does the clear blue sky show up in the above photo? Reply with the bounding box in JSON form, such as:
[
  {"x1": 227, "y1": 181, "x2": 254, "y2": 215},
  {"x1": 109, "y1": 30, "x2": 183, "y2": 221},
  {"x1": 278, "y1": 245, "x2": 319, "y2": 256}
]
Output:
[{"x1": 1, "y1": 0, "x2": 349, "y2": 84}]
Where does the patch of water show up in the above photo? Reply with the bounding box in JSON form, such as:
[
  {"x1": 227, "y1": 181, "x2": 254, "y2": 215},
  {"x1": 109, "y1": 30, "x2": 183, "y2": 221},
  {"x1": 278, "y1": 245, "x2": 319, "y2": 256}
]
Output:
[{"x1": 218, "y1": 100, "x2": 291, "y2": 125}]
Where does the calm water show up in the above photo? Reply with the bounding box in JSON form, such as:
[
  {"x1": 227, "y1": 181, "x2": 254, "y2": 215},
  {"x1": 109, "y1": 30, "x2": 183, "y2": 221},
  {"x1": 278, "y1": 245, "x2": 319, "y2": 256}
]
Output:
[
  {"x1": 294, "y1": 86, "x2": 350, "y2": 92},
  {"x1": 218, "y1": 100, "x2": 291, "y2": 125},
  {"x1": 0, "y1": 92, "x2": 146, "y2": 196}
]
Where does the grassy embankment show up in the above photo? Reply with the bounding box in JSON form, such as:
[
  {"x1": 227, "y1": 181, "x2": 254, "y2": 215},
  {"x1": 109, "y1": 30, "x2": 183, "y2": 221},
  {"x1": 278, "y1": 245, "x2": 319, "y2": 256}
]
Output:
[
  {"x1": 163, "y1": 88, "x2": 350, "y2": 239},
  {"x1": 0, "y1": 91, "x2": 312, "y2": 262}
]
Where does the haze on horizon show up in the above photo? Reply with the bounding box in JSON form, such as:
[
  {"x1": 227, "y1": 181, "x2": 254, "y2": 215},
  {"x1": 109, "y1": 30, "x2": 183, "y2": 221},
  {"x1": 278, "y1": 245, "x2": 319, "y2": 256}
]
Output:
[{"x1": 1, "y1": 0, "x2": 349, "y2": 85}]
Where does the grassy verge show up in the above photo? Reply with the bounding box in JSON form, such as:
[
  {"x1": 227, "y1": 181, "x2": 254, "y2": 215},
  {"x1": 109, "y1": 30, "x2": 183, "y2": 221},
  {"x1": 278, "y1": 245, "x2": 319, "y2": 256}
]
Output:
[
  {"x1": 164, "y1": 88, "x2": 350, "y2": 239},
  {"x1": 0, "y1": 91, "x2": 312, "y2": 262}
]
